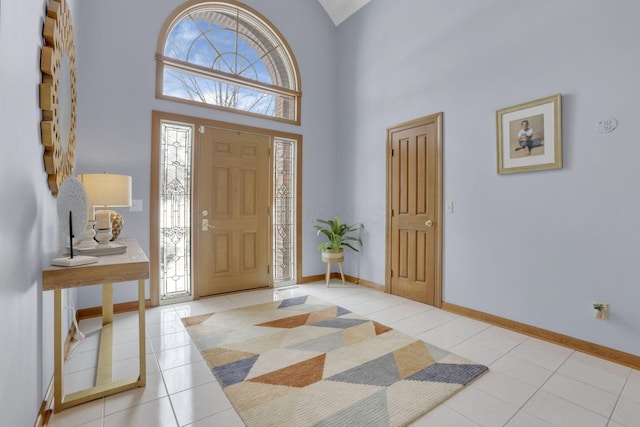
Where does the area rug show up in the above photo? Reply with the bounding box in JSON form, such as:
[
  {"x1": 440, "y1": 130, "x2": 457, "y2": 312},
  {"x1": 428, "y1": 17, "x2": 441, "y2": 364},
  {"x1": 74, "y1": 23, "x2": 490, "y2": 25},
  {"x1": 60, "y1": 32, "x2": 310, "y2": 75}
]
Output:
[{"x1": 182, "y1": 295, "x2": 487, "y2": 426}]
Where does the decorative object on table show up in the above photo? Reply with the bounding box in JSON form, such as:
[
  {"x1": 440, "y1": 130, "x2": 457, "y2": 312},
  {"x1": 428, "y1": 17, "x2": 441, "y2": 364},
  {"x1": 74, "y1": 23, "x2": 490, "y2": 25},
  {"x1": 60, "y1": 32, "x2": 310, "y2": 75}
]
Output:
[
  {"x1": 68, "y1": 242, "x2": 127, "y2": 256},
  {"x1": 314, "y1": 216, "x2": 363, "y2": 286},
  {"x1": 50, "y1": 177, "x2": 98, "y2": 267},
  {"x1": 496, "y1": 94, "x2": 562, "y2": 174},
  {"x1": 182, "y1": 295, "x2": 488, "y2": 427},
  {"x1": 40, "y1": 0, "x2": 77, "y2": 196},
  {"x1": 78, "y1": 173, "x2": 132, "y2": 240},
  {"x1": 76, "y1": 217, "x2": 97, "y2": 249}
]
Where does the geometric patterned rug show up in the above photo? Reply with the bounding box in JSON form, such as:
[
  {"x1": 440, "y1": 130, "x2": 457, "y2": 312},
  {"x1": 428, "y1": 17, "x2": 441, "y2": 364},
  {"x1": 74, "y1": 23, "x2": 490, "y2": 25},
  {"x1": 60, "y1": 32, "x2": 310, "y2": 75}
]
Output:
[{"x1": 182, "y1": 295, "x2": 488, "y2": 426}]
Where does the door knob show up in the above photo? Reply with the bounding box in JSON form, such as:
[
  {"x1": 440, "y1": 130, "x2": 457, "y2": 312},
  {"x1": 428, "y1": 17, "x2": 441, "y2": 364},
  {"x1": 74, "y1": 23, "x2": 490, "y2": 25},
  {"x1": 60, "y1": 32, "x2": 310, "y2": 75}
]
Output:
[
  {"x1": 202, "y1": 218, "x2": 215, "y2": 231},
  {"x1": 425, "y1": 220, "x2": 433, "y2": 227}
]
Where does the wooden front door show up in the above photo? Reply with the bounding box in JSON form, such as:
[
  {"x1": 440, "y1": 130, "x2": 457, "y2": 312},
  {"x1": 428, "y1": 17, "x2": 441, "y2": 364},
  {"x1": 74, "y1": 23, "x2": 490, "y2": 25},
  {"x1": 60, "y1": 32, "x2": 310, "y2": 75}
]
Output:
[
  {"x1": 195, "y1": 127, "x2": 271, "y2": 296},
  {"x1": 387, "y1": 114, "x2": 442, "y2": 306}
]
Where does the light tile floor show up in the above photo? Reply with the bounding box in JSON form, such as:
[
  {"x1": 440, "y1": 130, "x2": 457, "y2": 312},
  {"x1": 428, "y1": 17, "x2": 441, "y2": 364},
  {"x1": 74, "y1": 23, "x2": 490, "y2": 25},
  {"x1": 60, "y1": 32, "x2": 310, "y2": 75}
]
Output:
[{"x1": 47, "y1": 283, "x2": 640, "y2": 427}]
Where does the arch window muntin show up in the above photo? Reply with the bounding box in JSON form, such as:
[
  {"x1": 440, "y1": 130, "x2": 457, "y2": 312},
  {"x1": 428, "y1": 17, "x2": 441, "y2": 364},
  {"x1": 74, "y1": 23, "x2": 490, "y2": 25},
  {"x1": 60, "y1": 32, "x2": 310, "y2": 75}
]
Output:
[{"x1": 156, "y1": 0, "x2": 301, "y2": 124}]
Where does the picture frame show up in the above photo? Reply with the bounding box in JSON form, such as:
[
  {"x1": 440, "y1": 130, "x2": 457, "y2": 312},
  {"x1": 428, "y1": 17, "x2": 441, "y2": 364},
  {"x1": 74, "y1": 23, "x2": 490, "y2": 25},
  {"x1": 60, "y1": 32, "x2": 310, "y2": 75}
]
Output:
[{"x1": 496, "y1": 94, "x2": 562, "y2": 174}]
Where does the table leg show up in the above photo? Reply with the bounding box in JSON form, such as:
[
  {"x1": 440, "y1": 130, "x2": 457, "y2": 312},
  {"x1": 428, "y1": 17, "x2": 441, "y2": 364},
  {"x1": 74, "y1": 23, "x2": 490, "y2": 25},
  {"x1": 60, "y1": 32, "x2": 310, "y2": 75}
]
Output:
[
  {"x1": 137, "y1": 279, "x2": 146, "y2": 386},
  {"x1": 325, "y1": 262, "x2": 331, "y2": 287},
  {"x1": 96, "y1": 283, "x2": 113, "y2": 386},
  {"x1": 53, "y1": 289, "x2": 64, "y2": 413},
  {"x1": 102, "y1": 283, "x2": 113, "y2": 325}
]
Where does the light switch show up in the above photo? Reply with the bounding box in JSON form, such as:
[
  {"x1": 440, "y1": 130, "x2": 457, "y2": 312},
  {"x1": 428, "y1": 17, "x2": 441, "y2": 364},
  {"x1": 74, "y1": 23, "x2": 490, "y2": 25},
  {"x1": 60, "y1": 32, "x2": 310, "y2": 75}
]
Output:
[
  {"x1": 130, "y1": 199, "x2": 143, "y2": 212},
  {"x1": 446, "y1": 201, "x2": 454, "y2": 213}
]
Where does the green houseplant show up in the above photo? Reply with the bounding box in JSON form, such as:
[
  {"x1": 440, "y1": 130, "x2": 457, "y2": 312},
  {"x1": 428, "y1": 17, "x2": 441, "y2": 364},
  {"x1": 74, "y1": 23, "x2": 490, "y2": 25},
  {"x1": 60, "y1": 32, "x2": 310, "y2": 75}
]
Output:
[
  {"x1": 314, "y1": 216, "x2": 363, "y2": 257},
  {"x1": 315, "y1": 216, "x2": 363, "y2": 286}
]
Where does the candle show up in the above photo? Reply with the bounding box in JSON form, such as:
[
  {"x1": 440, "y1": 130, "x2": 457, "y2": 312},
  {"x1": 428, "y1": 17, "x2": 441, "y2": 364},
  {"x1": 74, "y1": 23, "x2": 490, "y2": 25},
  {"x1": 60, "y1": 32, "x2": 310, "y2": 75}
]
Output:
[
  {"x1": 69, "y1": 211, "x2": 74, "y2": 258},
  {"x1": 96, "y1": 210, "x2": 111, "y2": 229}
]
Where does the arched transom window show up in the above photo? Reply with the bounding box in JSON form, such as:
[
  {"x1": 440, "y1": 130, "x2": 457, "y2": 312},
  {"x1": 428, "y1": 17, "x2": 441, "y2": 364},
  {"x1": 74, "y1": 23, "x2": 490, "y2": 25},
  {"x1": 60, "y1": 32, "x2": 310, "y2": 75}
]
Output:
[{"x1": 156, "y1": 1, "x2": 301, "y2": 124}]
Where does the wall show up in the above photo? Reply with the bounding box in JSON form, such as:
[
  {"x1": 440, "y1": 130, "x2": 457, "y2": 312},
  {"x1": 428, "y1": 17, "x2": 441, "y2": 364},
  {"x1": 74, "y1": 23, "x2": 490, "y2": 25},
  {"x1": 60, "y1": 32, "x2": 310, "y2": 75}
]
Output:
[
  {"x1": 74, "y1": 0, "x2": 338, "y2": 307},
  {"x1": 0, "y1": 0, "x2": 78, "y2": 424},
  {"x1": 1, "y1": 1, "x2": 635, "y2": 422},
  {"x1": 336, "y1": 0, "x2": 640, "y2": 356}
]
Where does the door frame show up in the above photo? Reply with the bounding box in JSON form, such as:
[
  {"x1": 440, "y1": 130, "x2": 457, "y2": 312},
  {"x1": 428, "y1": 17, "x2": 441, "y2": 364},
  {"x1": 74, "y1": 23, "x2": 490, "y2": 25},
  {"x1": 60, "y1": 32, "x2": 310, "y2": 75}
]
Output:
[
  {"x1": 385, "y1": 113, "x2": 443, "y2": 307},
  {"x1": 150, "y1": 110, "x2": 303, "y2": 306}
]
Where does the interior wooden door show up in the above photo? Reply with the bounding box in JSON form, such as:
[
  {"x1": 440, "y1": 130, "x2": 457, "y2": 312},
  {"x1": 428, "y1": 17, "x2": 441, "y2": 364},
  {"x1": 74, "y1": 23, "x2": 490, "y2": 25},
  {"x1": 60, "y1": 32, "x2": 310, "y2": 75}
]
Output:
[
  {"x1": 196, "y1": 127, "x2": 271, "y2": 296},
  {"x1": 387, "y1": 114, "x2": 442, "y2": 306}
]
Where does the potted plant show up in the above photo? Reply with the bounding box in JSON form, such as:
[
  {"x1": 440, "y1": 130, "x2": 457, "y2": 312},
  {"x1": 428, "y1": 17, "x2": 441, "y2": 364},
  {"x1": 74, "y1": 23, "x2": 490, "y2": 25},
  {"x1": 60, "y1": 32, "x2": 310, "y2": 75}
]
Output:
[{"x1": 314, "y1": 216, "x2": 363, "y2": 263}]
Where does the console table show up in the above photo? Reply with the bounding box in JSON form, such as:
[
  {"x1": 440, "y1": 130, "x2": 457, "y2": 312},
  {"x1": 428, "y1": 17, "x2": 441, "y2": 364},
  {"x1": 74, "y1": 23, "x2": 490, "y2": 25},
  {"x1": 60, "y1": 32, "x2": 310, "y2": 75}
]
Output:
[{"x1": 42, "y1": 238, "x2": 149, "y2": 413}]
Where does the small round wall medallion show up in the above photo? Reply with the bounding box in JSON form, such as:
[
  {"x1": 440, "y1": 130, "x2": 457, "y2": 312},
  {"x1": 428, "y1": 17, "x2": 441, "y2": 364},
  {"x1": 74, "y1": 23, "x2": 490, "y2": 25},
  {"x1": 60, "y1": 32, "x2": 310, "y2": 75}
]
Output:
[{"x1": 40, "y1": 0, "x2": 77, "y2": 196}]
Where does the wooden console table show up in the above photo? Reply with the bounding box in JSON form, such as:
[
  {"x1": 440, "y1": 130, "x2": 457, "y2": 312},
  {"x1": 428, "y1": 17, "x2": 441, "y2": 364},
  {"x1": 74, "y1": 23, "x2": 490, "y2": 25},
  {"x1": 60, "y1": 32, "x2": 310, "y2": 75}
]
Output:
[{"x1": 42, "y1": 238, "x2": 149, "y2": 413}]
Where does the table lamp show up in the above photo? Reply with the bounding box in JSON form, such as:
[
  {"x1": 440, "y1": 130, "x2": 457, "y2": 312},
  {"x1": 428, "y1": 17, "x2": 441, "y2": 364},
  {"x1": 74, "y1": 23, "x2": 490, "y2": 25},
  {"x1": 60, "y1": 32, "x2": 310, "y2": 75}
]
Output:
[{"x1": 78, "y1": 173, "x2": 132, "y2": 242}]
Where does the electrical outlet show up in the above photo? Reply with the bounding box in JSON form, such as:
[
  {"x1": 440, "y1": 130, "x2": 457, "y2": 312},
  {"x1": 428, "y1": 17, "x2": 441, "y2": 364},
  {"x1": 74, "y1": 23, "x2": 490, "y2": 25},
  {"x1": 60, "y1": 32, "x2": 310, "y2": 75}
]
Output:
[{"x1": 593, "y1": 301, "x2": 608, "y2": 320}]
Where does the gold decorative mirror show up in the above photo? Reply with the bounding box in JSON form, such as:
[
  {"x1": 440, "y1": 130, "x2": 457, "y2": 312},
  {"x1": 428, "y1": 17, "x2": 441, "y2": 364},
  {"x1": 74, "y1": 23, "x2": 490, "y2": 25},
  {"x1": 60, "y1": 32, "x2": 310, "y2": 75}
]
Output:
[{"x1": 40, "y1": 0, "x2": 77, "y2": 196}]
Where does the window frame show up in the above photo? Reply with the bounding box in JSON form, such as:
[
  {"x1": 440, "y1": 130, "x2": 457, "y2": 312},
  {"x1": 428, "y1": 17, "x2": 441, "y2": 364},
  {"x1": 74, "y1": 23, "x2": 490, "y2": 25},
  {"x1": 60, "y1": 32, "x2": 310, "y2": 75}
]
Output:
[{"x1": 156, "y1": 0, "x2": 302, "y2": 125}]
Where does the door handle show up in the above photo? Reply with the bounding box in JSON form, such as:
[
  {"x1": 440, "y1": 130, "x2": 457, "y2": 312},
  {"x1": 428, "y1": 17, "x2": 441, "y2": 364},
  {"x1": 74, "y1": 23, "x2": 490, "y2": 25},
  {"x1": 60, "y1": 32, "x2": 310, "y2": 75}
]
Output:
[
  {"x1": 202, "y1": 218, "x2": 215, "y2": 231},
  {"x1": 425, "y1": 220, "x2": 433, "y2": 227}
]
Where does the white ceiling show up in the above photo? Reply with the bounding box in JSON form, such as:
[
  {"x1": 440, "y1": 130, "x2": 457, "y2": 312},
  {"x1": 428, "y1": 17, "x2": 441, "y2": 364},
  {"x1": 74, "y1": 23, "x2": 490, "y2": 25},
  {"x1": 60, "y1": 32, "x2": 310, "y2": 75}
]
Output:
[{"x1": 318, "y1": 0, "x2": 371, "y2": 26}]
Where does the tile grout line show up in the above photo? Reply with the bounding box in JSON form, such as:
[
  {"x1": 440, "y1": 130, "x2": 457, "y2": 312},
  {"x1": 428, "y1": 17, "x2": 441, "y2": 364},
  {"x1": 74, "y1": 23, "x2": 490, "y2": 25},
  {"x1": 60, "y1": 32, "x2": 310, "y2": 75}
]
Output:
[
  {"x1": 603, "y1": 368, "x2": 633, "y2": 426},
  {"x1": 51, "y1": 285, "x2": 636, "y2": 427},
  {"x1": 505, "y1": 347, "x2": 621, "y2": 425}
]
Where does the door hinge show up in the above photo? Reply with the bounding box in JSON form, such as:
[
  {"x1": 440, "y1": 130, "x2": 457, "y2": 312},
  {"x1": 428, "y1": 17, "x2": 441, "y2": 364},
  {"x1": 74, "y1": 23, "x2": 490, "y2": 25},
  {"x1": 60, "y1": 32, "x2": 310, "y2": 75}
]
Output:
[
  {"x1": 267, "y1": 265, "x2": 270, "y2": 274},
  {"x1": 199, "y1": 126, "x2": 205, "y2": 134},
  {"x1": 391, "y1": 148, "x2": 395, "y2": 156}
]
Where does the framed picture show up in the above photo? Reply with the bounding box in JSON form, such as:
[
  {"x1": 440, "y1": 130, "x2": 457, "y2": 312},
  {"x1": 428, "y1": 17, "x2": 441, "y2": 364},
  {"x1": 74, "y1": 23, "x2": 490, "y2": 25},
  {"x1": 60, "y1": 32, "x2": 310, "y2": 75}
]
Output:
[{"x1": 496, "y1": 94, "x2": 562, "y2": 174}]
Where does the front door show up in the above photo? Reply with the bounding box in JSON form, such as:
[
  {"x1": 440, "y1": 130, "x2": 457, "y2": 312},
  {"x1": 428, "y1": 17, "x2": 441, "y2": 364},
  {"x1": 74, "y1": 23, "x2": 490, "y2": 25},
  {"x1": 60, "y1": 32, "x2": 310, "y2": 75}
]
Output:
[
  {"x1": 196, "y1": 127, "x2": 271, "y2": 296},
  {"x1": 387, "y1": 114, "x2": 442, "y2": 306}
]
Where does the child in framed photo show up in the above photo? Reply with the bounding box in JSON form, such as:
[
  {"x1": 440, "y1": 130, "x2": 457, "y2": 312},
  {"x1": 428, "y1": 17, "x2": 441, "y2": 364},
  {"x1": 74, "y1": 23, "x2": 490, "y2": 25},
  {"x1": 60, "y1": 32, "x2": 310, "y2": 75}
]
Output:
[{"x1": 511, "y1": 115, "x2": 544, "y2": 158}]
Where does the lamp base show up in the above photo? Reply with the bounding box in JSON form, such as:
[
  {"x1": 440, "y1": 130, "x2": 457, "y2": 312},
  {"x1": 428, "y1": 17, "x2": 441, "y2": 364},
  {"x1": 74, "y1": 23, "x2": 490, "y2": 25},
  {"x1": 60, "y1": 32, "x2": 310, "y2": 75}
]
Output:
[
  {"x1": 108, "y1": 210, "x2": 124, "y2": 240},
  {"x1": 95, "y1": 228, "x2": 113, "y2": 244}
]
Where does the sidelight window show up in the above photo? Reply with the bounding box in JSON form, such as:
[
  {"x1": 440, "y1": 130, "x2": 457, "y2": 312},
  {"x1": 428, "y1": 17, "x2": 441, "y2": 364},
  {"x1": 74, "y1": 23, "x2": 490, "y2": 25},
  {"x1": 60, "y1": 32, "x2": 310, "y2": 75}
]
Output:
[{"x1": 158, "y1": 121, "x2": 194, "y2": 303}]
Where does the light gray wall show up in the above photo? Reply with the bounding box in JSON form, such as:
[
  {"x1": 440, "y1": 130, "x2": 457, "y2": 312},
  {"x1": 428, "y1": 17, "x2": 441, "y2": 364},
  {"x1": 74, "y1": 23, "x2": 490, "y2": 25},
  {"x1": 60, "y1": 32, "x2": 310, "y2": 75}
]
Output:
[
  {"x1": 336, "y1": 0, "x2": 640, "y2": 356},
  {"x1": 2, "y1": 0, "x2": 639, "y2": 422},
  {"x1": 0, "y1": 0, "x2": 78, "y2": 424},
  {"x1": 74, "y1": 0, "x2": 339, "y2": 307}
]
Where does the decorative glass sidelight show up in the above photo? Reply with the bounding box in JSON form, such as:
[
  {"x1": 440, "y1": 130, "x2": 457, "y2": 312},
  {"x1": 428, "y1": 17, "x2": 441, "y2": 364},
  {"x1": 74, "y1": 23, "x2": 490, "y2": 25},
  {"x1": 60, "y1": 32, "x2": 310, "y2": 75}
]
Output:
[
  {"x1": 273, "y1": 138, "x2": 296, "y2": 285},
  {"x1": 159, "y1": 121, "x2": 193, "y2": 303}
]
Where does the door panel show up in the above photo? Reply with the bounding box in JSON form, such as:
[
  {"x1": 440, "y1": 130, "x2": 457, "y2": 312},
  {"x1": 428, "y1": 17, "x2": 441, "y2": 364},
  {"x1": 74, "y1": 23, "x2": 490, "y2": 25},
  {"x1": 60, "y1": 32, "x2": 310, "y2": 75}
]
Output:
[
  {"x1": 388, "y1": 115, "x2": 442, "y2": 305},
  {"x1": 197, "y1": 127, "x2": 271, "y2": 296}
]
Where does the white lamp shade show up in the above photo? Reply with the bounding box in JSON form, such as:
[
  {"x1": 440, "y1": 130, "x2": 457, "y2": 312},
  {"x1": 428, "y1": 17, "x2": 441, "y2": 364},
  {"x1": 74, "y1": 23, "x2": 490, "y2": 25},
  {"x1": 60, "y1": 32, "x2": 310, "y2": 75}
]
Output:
[{"x1": 78, "y1": 173, "x2": 132, "y2": 208}]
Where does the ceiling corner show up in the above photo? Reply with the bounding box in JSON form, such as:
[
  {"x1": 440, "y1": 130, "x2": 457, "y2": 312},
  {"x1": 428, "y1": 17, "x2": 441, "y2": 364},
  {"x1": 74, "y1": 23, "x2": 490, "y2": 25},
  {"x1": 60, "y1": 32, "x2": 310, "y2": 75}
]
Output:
[{"x1": 318, "y1": 0, "x2": 372, "y2": 26}]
